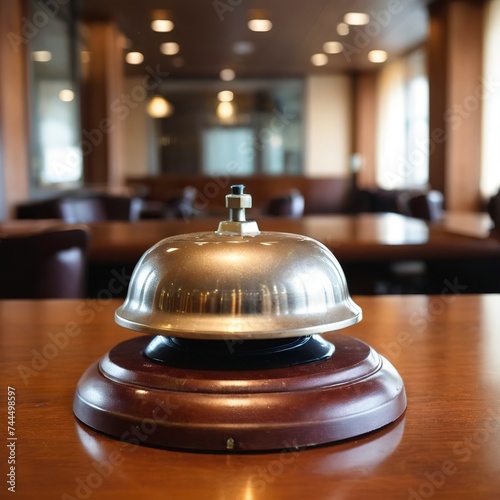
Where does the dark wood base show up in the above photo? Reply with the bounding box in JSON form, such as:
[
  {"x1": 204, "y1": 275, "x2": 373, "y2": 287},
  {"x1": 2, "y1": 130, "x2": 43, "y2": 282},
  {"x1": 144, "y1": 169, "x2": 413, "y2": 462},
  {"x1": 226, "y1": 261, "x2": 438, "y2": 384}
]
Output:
[{"x1": 73, "y1": 333, "x2": 406, "y2": 451}]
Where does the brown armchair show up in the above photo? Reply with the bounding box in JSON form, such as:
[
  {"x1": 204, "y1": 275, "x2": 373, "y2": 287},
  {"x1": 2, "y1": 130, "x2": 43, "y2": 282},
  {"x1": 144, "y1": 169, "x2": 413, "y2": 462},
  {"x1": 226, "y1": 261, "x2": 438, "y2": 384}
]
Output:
[{"x1": 0, "y1": 227, "x2": 89, "y2": 298}]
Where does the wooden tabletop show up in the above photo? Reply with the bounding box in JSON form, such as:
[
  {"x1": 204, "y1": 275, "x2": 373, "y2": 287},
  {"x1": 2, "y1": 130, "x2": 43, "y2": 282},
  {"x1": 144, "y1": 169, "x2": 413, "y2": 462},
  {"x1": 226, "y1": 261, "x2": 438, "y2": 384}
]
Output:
[
  {"x1": 83, "y1": 212, "x2": 500, "y2": 264},
  {"x1": 1, "y1": 295, "x2": 500, "y2": 499},
  {"x1": 1, "y1": 212, "x2": 498, "y2": 265}
]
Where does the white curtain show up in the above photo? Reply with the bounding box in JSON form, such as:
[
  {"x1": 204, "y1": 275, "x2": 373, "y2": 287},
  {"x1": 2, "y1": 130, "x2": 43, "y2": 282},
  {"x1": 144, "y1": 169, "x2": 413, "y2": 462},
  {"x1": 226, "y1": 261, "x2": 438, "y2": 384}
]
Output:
[
  {"x1": 481, "y1": 0, "x2": 500, "y2": 197},
  {"x1": 376, "y1": 58, "x2": 407, "y2": 189}
]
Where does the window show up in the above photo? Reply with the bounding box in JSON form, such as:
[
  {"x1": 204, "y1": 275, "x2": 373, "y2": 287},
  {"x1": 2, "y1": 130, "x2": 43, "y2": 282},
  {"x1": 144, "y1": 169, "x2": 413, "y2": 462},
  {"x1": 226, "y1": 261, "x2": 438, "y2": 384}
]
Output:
[
  {"x1": 376, "y1": 48, "x2": 429, "y2": 189},
  {"x1": 28, "y1": 0, "x2": 83, "y2": 188},
  {"x1": 202, "y1": 127, "x2": 255, "y2": 176},
  {"x1": 481, "y1": 0, "x2": 500, "y2": 198},
  {"x1": 156, "y1": 79, "x2": 303, "y2": 176}
]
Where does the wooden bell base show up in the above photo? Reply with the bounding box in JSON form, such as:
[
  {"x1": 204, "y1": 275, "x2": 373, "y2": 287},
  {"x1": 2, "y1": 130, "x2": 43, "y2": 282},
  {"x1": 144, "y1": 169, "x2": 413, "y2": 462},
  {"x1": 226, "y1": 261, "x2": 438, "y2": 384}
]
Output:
[{"x1": 73, "y1": 333, "x2": 406, "y2": 452}]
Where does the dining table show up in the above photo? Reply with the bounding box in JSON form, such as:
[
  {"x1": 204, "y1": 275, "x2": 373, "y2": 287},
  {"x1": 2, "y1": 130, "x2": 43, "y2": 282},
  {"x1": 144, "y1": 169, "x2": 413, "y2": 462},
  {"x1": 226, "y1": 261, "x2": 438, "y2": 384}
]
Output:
[
  {"x1": 83, "y1": 211, "x2": 500, "y2": 265},
  {"x1": 0, "y1": 211, "x2": 498, "y2": 262},
  {"x1": 2, "y1": 211, "x2": 500, "y2": 296},
  {"x1": 1, "y1": 294, "x2": 500, "y2": 499}
]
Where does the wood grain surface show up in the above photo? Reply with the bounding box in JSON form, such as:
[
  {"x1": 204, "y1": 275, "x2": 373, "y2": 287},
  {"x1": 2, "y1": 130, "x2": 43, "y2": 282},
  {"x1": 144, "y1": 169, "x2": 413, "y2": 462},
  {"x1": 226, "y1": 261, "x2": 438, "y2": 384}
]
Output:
[{"x1": 1, "y1": 295, "x2": 500, "y2": 499}]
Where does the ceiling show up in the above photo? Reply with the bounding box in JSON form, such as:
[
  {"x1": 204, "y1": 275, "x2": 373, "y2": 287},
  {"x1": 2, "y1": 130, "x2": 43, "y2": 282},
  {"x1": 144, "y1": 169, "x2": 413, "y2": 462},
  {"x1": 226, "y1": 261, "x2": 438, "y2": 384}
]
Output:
[{"x1": 80, "y1": 0, "x2": 433, "y2": 79}]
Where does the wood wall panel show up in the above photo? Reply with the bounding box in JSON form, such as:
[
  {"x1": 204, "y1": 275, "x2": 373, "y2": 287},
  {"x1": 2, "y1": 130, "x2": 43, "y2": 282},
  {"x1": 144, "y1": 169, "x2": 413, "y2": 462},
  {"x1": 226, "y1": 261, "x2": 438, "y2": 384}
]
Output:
[
  {"x1": 82, "y1": 21, "x2": 125, "y2": 188},
  {"x1": 0, "y1": 0, "x2": 30, "y2": 219},
  {"x1": 428, "y1": 0, "x2": 484, "y2": 211},
  {"x1": 352, "y1": 71, "x2": 377, "y2": 188}
]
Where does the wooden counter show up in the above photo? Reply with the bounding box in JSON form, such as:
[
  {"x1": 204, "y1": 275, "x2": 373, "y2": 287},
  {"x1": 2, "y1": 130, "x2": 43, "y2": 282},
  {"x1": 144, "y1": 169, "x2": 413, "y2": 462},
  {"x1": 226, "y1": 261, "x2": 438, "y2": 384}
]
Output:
[{"x1": 1, "y1": 295, "x2": 500, "y2": 499}]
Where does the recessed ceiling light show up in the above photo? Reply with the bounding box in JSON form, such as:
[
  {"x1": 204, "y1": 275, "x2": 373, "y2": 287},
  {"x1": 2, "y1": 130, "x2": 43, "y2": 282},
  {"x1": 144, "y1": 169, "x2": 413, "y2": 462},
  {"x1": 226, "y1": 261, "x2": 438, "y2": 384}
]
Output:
[
  {"x1": 160, "y1": 42, "x2": 180, "y2": 55},
  {"x1": 344, "y1": 12, "x2": 370, "y2": 25},
  {"x1": 368, "y1": 50, "x2": 388, "y2": 63},
  {"x1": 311, "y1": 53, "x2": 328, "y2": 66},
  {"x1": 248, "y1": 19, "x2": 272, "y2": 32},
  {"x1": 125, "y1": 51, "x2": 144, "y2": 64},
  {"x1": 151, "y1": 10, "x2": 174, "y2": 33},
  {"x1": 220, "y1": 68, "x2": 236, "y2": 81},
  {"x1": 217, "y1": 90, "x2": 234, "y2": 102},
  {"x1": 151, "y1": 20, "x2": 174, "y2": 32},
  {"x1": 248, "y1": 9, "x2": 272, "y2": 32},
  {"x1": 147, "y1": 96, "x2": 174, "y2": 118},
  {"x1": 323, "y1": 41, "x2": 343, "y2": 54},
  {"x1": 58, "y1": 89, "x2": 74, "y2": 102},
  {"x1": 32, "y1": 50, "x2": 52, "y2": 62},
  {"x1": 337, "y1": 22, "x2": 349, "y2": 36},
  {"x1": 217, "y1": 101, "x2": 235, "y2": 120}
]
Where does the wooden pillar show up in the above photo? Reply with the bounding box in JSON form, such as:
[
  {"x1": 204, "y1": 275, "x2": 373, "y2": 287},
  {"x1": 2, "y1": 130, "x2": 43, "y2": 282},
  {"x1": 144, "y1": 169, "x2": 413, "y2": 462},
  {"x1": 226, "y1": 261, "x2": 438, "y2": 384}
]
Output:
[
  {"x1": 0, "y1": 0, "x2": 30, "y2": 219},
  {"x1": 82, "y1": 21, "x2": 125, "y2": 188},
  {"x1": 352, "y1": 71, "x2": 377, "y2": 188},
  {"x1": 427, "y1": 0, "x2": 484, "y2": 211}
]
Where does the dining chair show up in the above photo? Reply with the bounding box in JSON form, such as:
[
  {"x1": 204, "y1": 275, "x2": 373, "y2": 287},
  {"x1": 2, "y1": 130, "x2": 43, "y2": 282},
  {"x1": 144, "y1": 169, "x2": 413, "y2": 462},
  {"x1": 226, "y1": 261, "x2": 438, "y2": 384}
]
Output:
[
  {"x1": 397, "y1": 190, "x2": 444, "y2": 221},
  {"x1": 0, "y1": 227, "x2": 89, "y2": 299},
  {"x1": 265, "y1": 190, "x2": 305, "y2": 217}
]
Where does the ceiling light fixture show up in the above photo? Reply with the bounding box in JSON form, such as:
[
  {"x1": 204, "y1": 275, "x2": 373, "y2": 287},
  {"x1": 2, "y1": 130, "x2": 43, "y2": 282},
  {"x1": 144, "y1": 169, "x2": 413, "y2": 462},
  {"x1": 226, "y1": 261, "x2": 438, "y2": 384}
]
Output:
[
  {"x1": 368, "y1": 49, "x2": 388, "y2": 63},
  {"x1": 147, "y1": 96, "x2": 174, "y2": 118},
  {"x1": 151, "y1": 10, "x2": 174, "y2": 32},
  {"x1": 336, "y1": 22, "x2": 350, "y2": 36},
  {"x1": 311, "y1": 53, "x2": 328, "y2": 66},
  {"x1": 216, "y1": 101, "x2": 235, "y2": 120},
  {"x1": 125, "y1": 51, "x2": 144, "y2": 64},
  {"x1": 160, "y1": 42, "x2": 180, "y2": 56},
  {"x1": 323, "y1": 41, "x2": 343, "y2": 54},
  {"x1": 58, "y1": 89, "x2": 74, "y2": 102},
  {"x1": 344, "y1": 12, "x2": 370, "y2": 26},
  {"x1": 151, "y1": 19, "x2": 174, "y2": 32},
  {"x1": 248, "y1": 9, "x2": 272, "y2": 32},
  {"x1": 220, "y1": 68, "x2": 236, "y2": 81},
  {"x1": 32, "y1": 50, "x2": 52, "y2": 62},
  {"x1": 217, "y1": 90, "x2": 234, "y2": 102}
]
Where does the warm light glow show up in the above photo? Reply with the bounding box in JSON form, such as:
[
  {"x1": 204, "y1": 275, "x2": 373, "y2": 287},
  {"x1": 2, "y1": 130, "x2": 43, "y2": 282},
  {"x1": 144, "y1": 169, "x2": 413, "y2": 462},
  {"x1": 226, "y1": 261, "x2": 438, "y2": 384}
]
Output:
[
  {"x1": 344, "y1": 12, "x2": 370, "y2": 25},
  {"x1": 58, "y1": 89, "x2": 74, "y2": 102},
  {"x1": 217, "y1": 101, "x2": 234, "y2": 120},
  {"x1": 151, "y1": 19, "x2": 174, "y2": 32},
  {"x1": 311, "y1": 53, "x2": 328, "y2": 66},
  {"x1": 220, "y1": 68, "x2": 235, "y2": 81},
  {"x1": 323, "y1": 41, "x2": 343, "y2": 54},
  {"x1": 337, "y1": 22, "x2": 350, "y2": 36},
  {"x1": 217, "y1": 90, "x2": 234, "y2": 102},
  {"x1": 125, "y1": 51, "x2": 144, "y2": 64},
  {"x1": 80, "y1": 51, "x2": 91, "y2": 64},
  {"x1": 32, "y1": 50, "x2": 52, "y2": 62},
  {"x1": 247, "y1": 19, "x2": 272, "y2": 32},
  {"x1": 160, "y1": 42, "x2": 180, "y2": 55},
  {"x1": 147, "y1": 96, "x2": 174, "y2": 118},
  {"x1": 368, "y1": 49, "x2": 388, "y2": 63}
]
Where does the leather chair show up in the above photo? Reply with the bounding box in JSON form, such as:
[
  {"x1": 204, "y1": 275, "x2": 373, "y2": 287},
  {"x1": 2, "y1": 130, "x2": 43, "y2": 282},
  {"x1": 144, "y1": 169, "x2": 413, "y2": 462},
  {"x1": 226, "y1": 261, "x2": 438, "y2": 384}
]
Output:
[
  {"x1": 15, "y1": 193, "x2": 143, "y2": 222},
  {"x1": 265, "y1": 190, "x2": 305, "y2": 218},
  {"x1": 487, "y1": 189, "x2": 500, "y2": 230},
  {"x1": 0, "y1": 227, "x2": 89, "y2": 299},
  {"x1": 139, "y1": 186, "x2": 199, "y2": 219},
  {"x1": 397, "y1": 190, "x2": 444, "y2": 221},
  {"x1": 407, "y1": 191, "x2": 444, "y2": 221}
]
